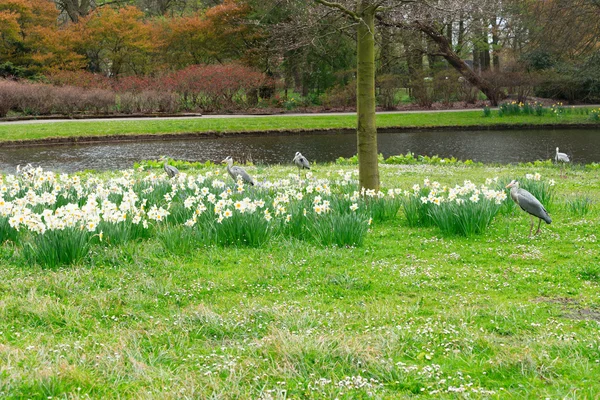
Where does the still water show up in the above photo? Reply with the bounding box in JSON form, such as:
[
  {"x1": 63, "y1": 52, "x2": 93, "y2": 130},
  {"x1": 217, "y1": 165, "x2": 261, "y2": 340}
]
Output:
[{"x1": 0, "y1": 128, "x2": 598, "y2": 173}]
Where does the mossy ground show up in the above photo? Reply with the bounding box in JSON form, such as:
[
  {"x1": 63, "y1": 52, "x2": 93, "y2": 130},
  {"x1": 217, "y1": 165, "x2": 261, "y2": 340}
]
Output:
[{"x1": 0, "y1": 162, "x2": 599, "y2": 398}]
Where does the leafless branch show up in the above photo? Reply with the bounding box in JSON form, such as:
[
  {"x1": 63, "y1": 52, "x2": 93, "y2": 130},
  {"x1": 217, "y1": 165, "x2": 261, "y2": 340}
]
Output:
[{"x1": 313, "y1": 0, "x2": 360, "y2": 21}]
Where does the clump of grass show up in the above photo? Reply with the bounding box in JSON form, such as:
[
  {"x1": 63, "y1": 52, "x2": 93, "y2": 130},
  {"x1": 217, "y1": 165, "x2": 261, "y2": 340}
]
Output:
[
  {"x1": 96, "y1": 220, "x2": 152, "y2": 246},
  {"x1": 550, "y1": 102, "x2": 565, "y2": 117},
  {"x1": 498, "y1": 101, "x2": 545, "y2": 117},
  {"x1": 0, "y1": 217, "x2": 19, "y2": 244},
  {"x1": 576, "y1": 264, "x2": 600, "y2": 282},
  {"x1": 213, "y1": 212, "x2": 273, "y2": 247},
  {"x1": 482, "y1": 106, "x2": 492, "y2": 117},
  {"x1": 307, "y1": 213, "x2": 369, "y2": 247},
  {"x1": 428, "y1": 197, "x2": 501, "y2": 236},
  {"x1": 23, "y1": 228, "x2": 91, "y2": 268},
  {"x1": 366, "y1": 196, "x2": 402, "y2": 222},
  {"x1": 566, "y1": 195, "x2": 593, "y2": 217},
  {"x1": 276, "y1": 197, "x2": 316, "y2": 241},
  {"x1": 402, "y1": 186, "x2": 434, "y2": 227},
  {"x1": 157, "y1": 225, "x2": 207, "y2": 255},
  {"x1": 589, "y1": 108, "x2": 600, "y2": 121}
]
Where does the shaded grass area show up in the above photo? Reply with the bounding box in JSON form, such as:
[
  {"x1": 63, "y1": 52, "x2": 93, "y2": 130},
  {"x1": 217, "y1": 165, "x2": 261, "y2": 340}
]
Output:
[
  {"x1": 1, "y1": 163, "x2": 600, "y2": 398},
  {"x1": 0, "y1": 110, "x2": 598, "y2": 143}
]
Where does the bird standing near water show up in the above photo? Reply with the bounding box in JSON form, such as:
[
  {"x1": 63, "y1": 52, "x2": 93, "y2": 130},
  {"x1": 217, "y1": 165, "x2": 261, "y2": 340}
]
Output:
[
  {"x1": 293, "y1": 152, "x2": 310, "y2": 177},
  {"x1": 555, "y1": 147, "x2": 570, "y2": 178},
  {"x1": 159, "y1": 156, "x2": 179, "y2": 178},
  {"x1": 506, "y1": 180, "x2": 552, "y2": 237},
  {"x1": 222, "y1": 156, "x2": 255, "y2": 185}
]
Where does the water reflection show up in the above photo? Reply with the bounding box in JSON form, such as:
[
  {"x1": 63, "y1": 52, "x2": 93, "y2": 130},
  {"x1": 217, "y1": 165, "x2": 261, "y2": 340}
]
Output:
[{"x1": 0, "y1": 128, "x2": 598, "y2": 173}]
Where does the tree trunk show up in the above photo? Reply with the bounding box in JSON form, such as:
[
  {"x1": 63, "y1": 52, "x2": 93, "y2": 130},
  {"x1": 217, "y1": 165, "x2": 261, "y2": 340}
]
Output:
[
  {"x1": 416, "y1": 21, "x2": 500, "y2": 106},
  {"x1": 457, "y1": 18, "x2": 465, "y2": 56},
  {"x1": 356, "y1": 2, "x2": 379, "y2": 190},
  {"x1": 491, "y1": 17, "x2": 500, "y2": 71},
  {"x1": 378, "y1": 25, "x2": 392, "y2": 74},
  {"x1": 57, "y1": 0, "x2": 91, "y2": 23}
]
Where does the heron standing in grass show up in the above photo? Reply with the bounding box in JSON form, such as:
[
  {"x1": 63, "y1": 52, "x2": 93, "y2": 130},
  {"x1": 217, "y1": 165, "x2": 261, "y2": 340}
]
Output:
[
  {"x1": 506, "y1": 180, "x2": 552, "y2": 237},
  {"x1": 222, "y1": 156, "x2": 254, "y2": 185},
  {"x1": 16, "y1": 163, "x2": 34, "y2": 177},
  {"x1": 293, "y1": 151, "x2": 310, "y2": 177},
  {"x1": 555, "y1": 147, "x2": 570, "y2": 178},
  {"x1": 159, "y1": 156, "x2": 179, "y2": 178}
]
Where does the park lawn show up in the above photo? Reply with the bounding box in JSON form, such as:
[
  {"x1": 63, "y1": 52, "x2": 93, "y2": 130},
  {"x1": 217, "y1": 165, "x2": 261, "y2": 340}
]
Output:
[
  {"x1": 0, "y1": 110, "x2": 598, "y2": 142},
  {"x1": 1, "y1": 162, "x2": 600, "y2": 398}
]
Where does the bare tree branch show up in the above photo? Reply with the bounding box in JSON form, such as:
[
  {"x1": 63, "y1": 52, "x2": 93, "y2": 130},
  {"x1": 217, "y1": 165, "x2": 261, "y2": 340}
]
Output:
[{"x1": 313, "y1": 0, "x2": 360, "y2": 21}]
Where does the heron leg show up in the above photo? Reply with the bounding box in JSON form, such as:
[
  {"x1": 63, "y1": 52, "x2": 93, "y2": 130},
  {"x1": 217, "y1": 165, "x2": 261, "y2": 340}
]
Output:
[
  {"x1": 529, "y1": 215, "x2": 534, "y2": 237},
  {"x1": 535, "y1": 218, "x2": 542, "y2": 235}
]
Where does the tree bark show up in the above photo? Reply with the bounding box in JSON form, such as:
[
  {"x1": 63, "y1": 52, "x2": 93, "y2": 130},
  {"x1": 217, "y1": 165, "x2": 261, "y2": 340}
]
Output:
[
  {"x1": 491, "y1": 17, "x2": 500, "y2": 71},
  {"x1": 378, "y1": 25, "x2": 392, "y2": 74},
  {"x1": 457, "y1": 18, "x2": 465, "y2": 56},
  {"x1": 56, "y1": 0, "x2": 92, "y2": 23},
  {"x1": 356, "y1": 1, "x2": 379, "y2": 190},
  {"x1": 415, "y1": 21, "x2": 500, "y2": 105}
]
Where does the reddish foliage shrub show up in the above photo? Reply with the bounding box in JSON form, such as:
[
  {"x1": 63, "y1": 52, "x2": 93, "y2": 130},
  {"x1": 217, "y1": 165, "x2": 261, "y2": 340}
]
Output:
[
  {"x1": 0, "y1": 80, "x2": 19, "y2": 117},
  {"x1": 18, "y1": 63, "x2": 270, "y2": 115},
  {"x1": 118, "y1": 91, "x2": 179, "y2": 114},
  {"x1": 13, "y1": 83, "x2": 55, "y2": 115},
  {"x1": 47, "y1": 70, "x2": 112, "y2": 90},
  {"x1": 112, "y1": 76, "x2": 155, "y2": 93},
  {"x1": 323, "y1": 81, "x2": 356, "y2": 108},
  {"x1": 163, "y1": 64, "x2": 268, "y2": 111},
  {"x1": 0, "y1": 79, "x2": 115, "y2": 116}
]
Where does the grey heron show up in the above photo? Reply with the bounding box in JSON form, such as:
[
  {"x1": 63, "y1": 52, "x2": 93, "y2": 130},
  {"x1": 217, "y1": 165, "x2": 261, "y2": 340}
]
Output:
[
  {"x1": 159, "y1": 156, "x2": 179, "y2": 178},
  {"x1": 555, "y1": 147, "x2": 570, "y2": 178},
  {"x1": 222, "y1": 156, "x2": 255, "y2": 185},
  {"x1": 506, "y1": 180, "x2": 552, "y2": 237},
  {"x1": 293, "y1": 152, "x2": 310, "y2": 177},
  {"x1": 16, "y1": 163, "x2": 34, "y2": 177}
]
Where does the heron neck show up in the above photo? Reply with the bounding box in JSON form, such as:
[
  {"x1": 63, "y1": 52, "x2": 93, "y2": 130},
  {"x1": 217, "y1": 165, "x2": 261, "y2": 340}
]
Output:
[{"x1": 510, "y1": 186, "x2": 519, "y2": 202}]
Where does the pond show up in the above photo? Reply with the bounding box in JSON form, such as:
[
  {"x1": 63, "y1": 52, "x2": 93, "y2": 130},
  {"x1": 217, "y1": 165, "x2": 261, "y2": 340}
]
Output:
[{"x1": 0, "y1": 127, "x2": 598, "y2": 173}]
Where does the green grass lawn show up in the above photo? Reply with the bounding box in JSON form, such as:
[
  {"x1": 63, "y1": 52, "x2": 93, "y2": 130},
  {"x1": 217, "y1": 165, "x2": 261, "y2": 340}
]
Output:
[
  {"x1": 0, "y1": 109, "x2": 598, "y2": 143},
  {"x1": 1, "y1": 162, "x2": 599, "y2": 398}
]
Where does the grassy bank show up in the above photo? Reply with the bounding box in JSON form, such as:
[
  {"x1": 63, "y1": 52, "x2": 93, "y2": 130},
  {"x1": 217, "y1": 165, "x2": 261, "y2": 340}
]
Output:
[
  {"x1": 0, "y1": 161, "x2": 599, "y2": 398},
  {"x1": 0, "y1": 109, "x2": 598, "y2": 143}
]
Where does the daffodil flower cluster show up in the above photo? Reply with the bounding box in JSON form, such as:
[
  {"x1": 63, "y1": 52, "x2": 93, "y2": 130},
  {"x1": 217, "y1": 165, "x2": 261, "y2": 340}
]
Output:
[
  {"x1": 0, "y1": 167, "x2": 383, "y2": 244},
  {"x1": 408, "y1": 177, "x2": 507, "y2": 206}
]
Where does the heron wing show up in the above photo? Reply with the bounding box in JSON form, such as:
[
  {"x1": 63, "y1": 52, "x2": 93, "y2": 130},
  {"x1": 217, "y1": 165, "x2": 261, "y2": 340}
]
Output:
[
  {"x1": 300, "y1": 156, "x2": 310, "y2": 169},
  {"x1": 516, "y1": 188, "x2": 551, "y2": 223},
  {"x1": 165, "y1": 165, "x2": 179, "y2": 177},
  {"x1": 231, "y1": 166, "x2": 254, "y2": 184}
]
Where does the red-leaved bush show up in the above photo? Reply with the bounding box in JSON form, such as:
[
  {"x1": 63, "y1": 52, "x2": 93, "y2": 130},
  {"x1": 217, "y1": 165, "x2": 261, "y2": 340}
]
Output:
[
  {"x1": 47, "y1": 70, "x2": 112, "y2": 90},
  {"x1": 162, "y1": 64, "x2": 269, "y2": 111},
  {"x1": 2, "y1": 63, "x2": 270, "y2": 117},
  {"x1": 0, "y1": 80, "x2": 18, "y2": 117},
  {"x1": 112, "y1": 76, "x2": 156, "y2": 93},
  {"x1": 117, "y1": 91, "x2": 179, "y2": 114},
  {"x1": 0, "y1": 79, "x2": 115, "y2": 116}
]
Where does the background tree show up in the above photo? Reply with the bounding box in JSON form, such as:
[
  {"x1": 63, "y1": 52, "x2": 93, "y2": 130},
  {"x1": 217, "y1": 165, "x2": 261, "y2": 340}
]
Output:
[
  {"x1": 0, "y1": 0, "x2": 62, "y2": 75},
  {"x1": 54, "y1": 0, "x2": 92, "y2": 22},
  {"x1": 71, "y1": 6, "x2": 155, "y2": 76},
  {"x1": 158, "y1": 0, "x2": 255, "y2": 67}
]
